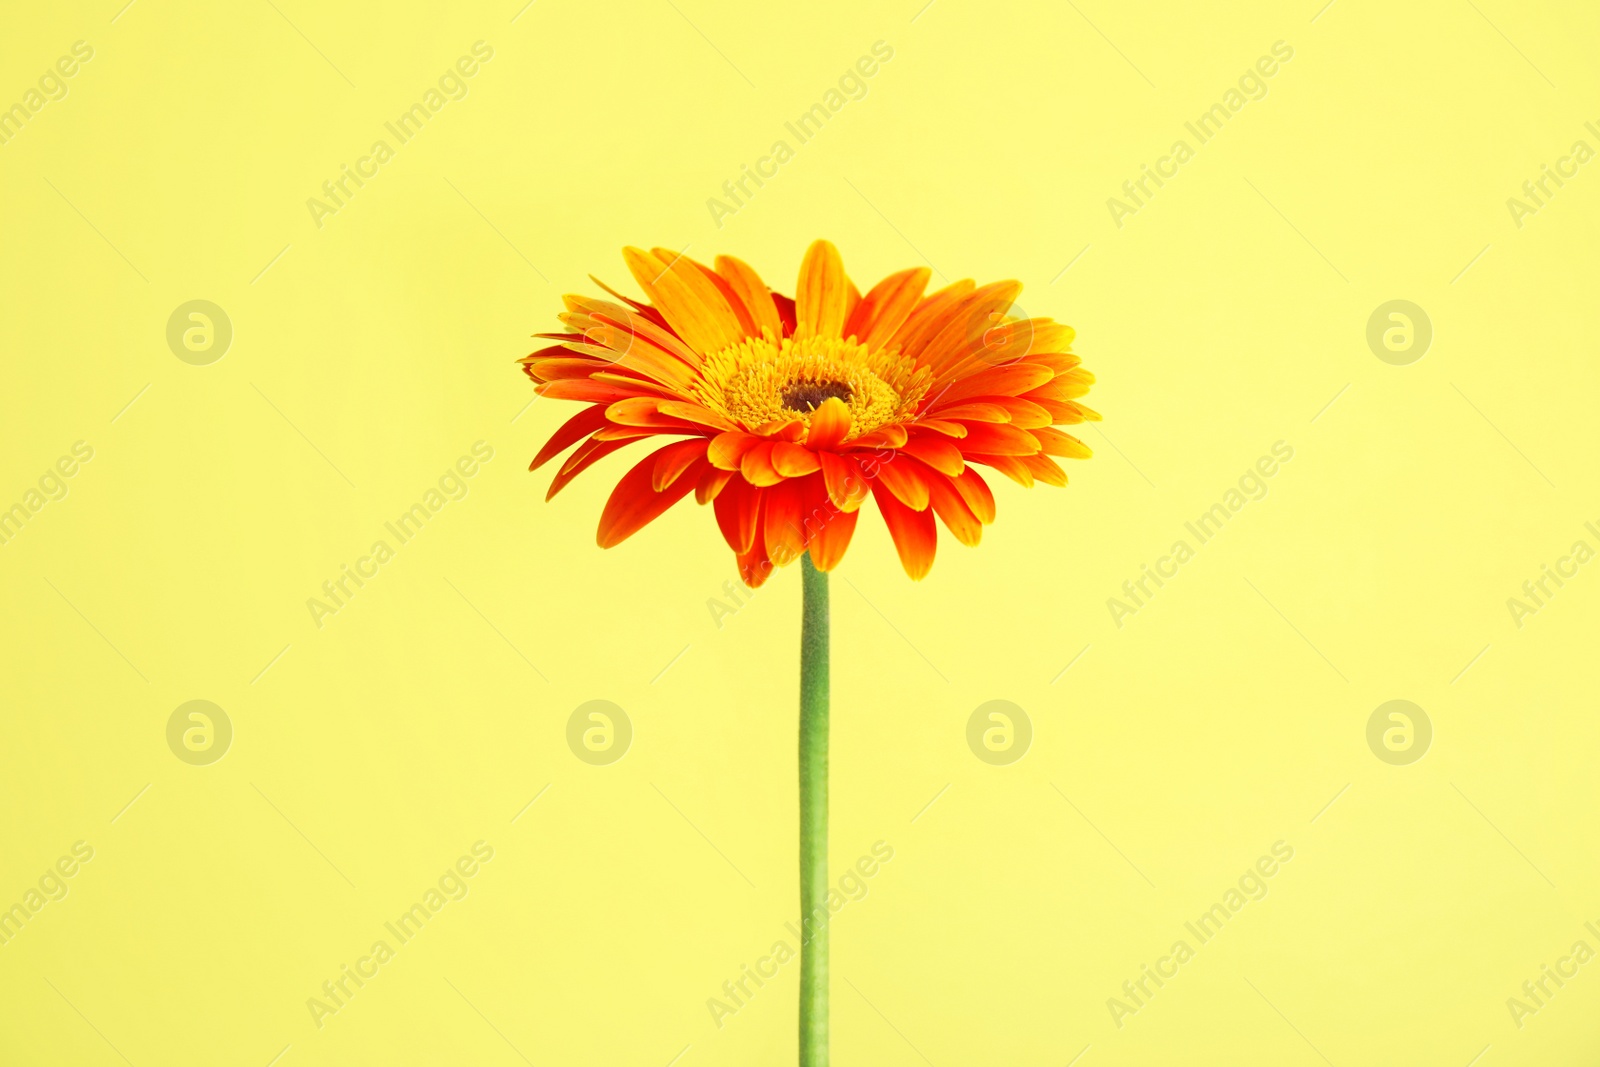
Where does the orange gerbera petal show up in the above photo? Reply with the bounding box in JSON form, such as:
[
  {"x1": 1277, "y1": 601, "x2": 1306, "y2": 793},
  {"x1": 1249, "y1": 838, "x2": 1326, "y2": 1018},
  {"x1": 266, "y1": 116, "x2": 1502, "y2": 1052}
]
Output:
[
  {"x1": 795, "y1": 239, "x2": 850, "y2": 338},
  {"x1": 1026, "y1": 370, "x2": 1095, "y2": 402},
  {"x1": 652, "y1": 439, "x2": 710, "y2": 491},
  {"x1": 952, "y1": 467, "x2": 997, "y2": 524},
  {"x1": 623, "y1": 246, "x2": 744, "y2": 357},
  {"x1": 531, "y1": 331, "x2": 588, "y2": 346},
  {"x1": 738, "y1": 491, "x2": 776, "y2": 587},
  {"x1": 851, "y1": 424, "x2": 908, "y2": 449},
  {"x1": 592, "y1": 371, "x2": 684, "y2": 398},
  {"x1": 1027, "y1": 352, "x2": 1083, "y2": 375},
  {"x1": 560, "y1": 296, "x2": 704, "y2": 385},
  {"x1": 530, "y1": 405, "x2": 609, "y2": 471},
  {"x1": 900, "y1": 433, "x2": 965, "y2": 477},
  {"x1": 547, "y1": 436, "x2": 633, "y2": 499},
  {"x1": 562, "y1": 330, "x2": 700, "y2": 393},
  {"x1": 988, "y1": 397, "x2": 1054, "y2": 428},
  {"x1": 771, "y1": 441, "x2": 822, "y2": 478},
  {"x1": 574, "y1": 293, "x2": 704, "y2": 369},
  {"x1": 538, "y1": 378, "x2": 665, "y2": 405},
  {"x1": 597, "y1": 446, "x2": 706, "y2": 547},
  {"x1": 870, "y1": 477, "x2": 937, "y2": 580},
  {"x1": 604, "y1": 396, "x2": 672, "y2": 426},
  {"x1": 753, "y1": 419, "x2": 806, "y2": 443},
  {"x1": 819, "y1": 452, "x2": 869, "y2": 513},
  {"x1": 843, "y1": 278, "x2": 862, "y2": 327},
  {"x1": 927, "y1": 363, "x2": 1054, "y2": 407},
  {"x1": 1033, "y1": 426, "x2": 1093, "y2": 459},
  {"x1": 932, "y1": 401, "x2": 1011, "y2": 423},
  {"x1": 1019, "y1": 452, "x2": 1069, "y2": 487},
  {"x1": 773, "y1": 292, "x2": 797, "y2": 334},
  {"x1": 872, "y1": 454, "x2": 930, "y2": 511},
  {"x1": 926, "y1": 470, "x2": 983, "y2": 547},
  {"x1": 807, "y1": 501, "x2": 857, "y2": 571},
  {"x1": 591, "y1": 424, "x2": 662, "y2": 442},
  {"x1": 967, "y1": 453, "x2": 1034, "y2": 487},
  {"x1": 696, "y1": 465, "x2": 734, "y2": 504},
  {"x1": 918, "y1": 281, "x2": 1023, "y2": 375},
  {"x1": 804, "y1": 397, "x2": 852, "y2": 449},
  {"x1": 888, "y1": 279, "x2": 975, "y2": 355},
  {"x1": 672, "y1": 250, "x2": 758, "y2": 339},
  {"x1": 714, "y1": 475, "x2": 761, "y2": 554},
  {"x1": 656, "y1": 400, "x2": 739, "y2": 432},
  {"x1": 521, "y1": 341, "x2": 583, "y2": 367},
  {"x1": 846, "y1": 267, "x2": 930, "y2": 350},
  {"x1": 522, "y1": 356, "x2": 599, "y2": 382},
  {"x1": 1023, "y1": 396, "x2": 1102, "y2": 423},
  {"x1": 589, "y1": 275, "x2": 670, "y2": 330},
  {"x1": 739, "y1": 540, "x2": 776, "y2": 588},
  {"x1": 708, "y1": 431, "x2": 760, "y2": 470},
  {"x1": 740, "y1": 441, "x2": 785, "y2": 487},
  {"x1": 763, "y1": 477, "x2": 810, "y2": 566},
  {"x1": 955, "y1": 422, "x2": 1042, "y2": 456},
  {"x1": 715, "y1": 254, "x2": 784, "y2": 340},
  {"x1": 932, "y1": 315, "x2": 1065, "y2": 382},
  {"x1": 914, "y1": 419, "x2": 969, "y2": 438}
]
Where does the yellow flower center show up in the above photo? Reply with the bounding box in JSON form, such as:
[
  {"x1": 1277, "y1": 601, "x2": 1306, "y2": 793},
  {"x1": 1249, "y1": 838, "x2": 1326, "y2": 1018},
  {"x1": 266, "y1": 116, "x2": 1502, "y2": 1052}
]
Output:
[{"x1": 695, "y1": 331, "x2": 930, "y2": 439}]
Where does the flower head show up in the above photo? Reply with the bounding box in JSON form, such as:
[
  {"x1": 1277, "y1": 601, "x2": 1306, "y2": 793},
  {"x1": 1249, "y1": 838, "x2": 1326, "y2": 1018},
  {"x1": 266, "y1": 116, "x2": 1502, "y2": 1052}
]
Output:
[{"x1": 522, "y1": 241, "x2": 1097, "y2": 585}]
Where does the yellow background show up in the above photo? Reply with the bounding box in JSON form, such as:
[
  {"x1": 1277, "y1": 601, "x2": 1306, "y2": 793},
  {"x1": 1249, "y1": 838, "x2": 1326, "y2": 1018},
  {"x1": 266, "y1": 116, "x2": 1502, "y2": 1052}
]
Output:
[{"x1": 3, "y1": 0, "x2": 1599, "y2": 1063}]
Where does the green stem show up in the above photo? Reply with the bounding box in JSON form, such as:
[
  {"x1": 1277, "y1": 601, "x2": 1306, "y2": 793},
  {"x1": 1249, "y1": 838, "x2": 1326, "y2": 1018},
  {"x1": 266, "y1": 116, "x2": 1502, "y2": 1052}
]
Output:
[{"x1": 798, "y1": 552, "x2": 830, "y2": 1067}]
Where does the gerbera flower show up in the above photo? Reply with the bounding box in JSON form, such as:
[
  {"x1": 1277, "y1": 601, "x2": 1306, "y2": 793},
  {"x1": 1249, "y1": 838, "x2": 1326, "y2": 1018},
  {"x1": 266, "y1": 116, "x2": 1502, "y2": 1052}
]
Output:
[{"x1": 521, "y1": 240, "x2": 1096, "y2": 585}]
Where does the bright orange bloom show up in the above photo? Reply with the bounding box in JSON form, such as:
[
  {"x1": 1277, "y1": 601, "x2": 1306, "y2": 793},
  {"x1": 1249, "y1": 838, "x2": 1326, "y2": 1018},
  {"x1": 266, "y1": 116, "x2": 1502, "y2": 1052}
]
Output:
[{"x1": 522, "y1": 240, "x2": 1097, "y2": 586}]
